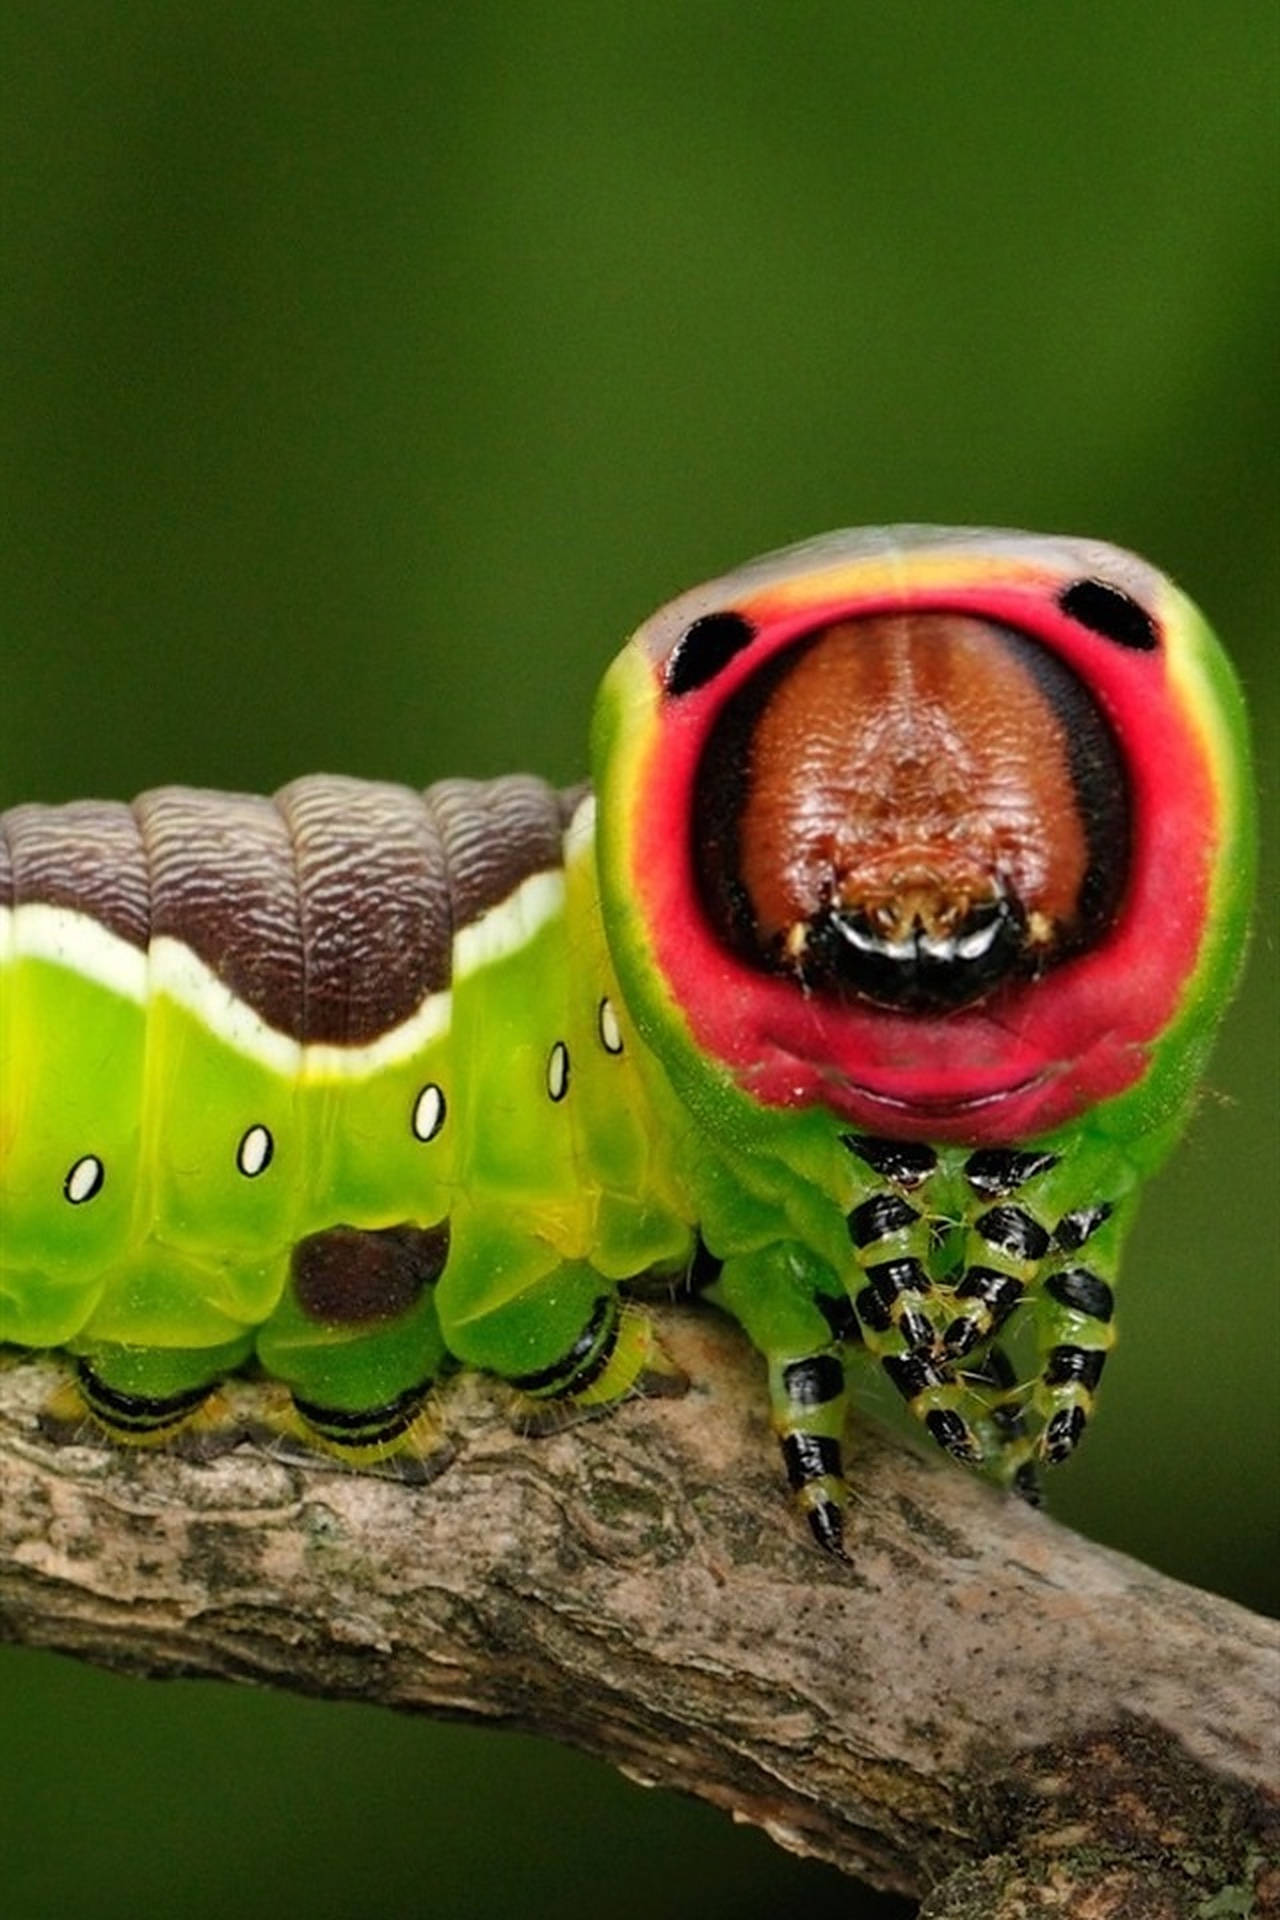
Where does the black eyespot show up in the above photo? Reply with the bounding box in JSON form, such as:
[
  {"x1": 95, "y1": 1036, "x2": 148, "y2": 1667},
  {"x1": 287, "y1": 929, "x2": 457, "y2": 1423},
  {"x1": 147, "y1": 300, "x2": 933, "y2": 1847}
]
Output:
[
  {"x1": 665, "y1": 611, "x2": 756, "y2": 695},
  {"x1": 1058, "y1": 578, "x2": 1158, "y2": 651}
]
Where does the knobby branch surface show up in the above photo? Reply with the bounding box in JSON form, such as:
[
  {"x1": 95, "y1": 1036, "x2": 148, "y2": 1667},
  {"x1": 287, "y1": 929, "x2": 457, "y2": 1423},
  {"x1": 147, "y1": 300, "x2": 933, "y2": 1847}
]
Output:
[{"x1": 1, "y1": 1309, "x2": 1276, "y2": 1916}]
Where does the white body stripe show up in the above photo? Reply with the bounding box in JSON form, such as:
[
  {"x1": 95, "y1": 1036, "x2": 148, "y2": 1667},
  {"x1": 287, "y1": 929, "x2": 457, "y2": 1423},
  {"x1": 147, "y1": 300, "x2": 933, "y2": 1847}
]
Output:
[
  {"x1": 453, "y1": 868, "x2": 566, "y2": 978},
  {"x1": 149, "y1": 936, "x2": 302, "y2": 1075},
  {"x1": 563, "y1": 790, "x2": 597, "y2": 861},
  {"x1": 9, "y1": 904, "x2": 148, "y2": 1001},
  {"x1": 1, "y1": 867, "x2": 567, "y2": 1081}
]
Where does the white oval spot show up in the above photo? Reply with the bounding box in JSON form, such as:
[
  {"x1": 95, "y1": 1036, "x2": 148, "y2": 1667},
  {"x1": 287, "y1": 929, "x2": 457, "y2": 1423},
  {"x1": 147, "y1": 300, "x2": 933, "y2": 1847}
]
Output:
[
  {"x1": 412, "y1": 1083, "x2": 446, "y2": 1143},
  {"x1": 64, "y1": 1155, "x2": 105, "y2": 1205},
  {"x1": 598, "y1": 997, "x2": 623, "y2": 1055},
  {"x1": 236, "y1": 1124, "x2": 274, "y2": 1178},
  {"x1": 547, "y1": 1040, "x2": 570, "y2": 1102}
]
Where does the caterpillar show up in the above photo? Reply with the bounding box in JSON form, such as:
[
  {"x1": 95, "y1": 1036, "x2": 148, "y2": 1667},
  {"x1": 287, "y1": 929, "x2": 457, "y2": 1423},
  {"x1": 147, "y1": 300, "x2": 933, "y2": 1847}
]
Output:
[{"x1": 0, "y1": 526, "x2": 1253, "y2": 1554}]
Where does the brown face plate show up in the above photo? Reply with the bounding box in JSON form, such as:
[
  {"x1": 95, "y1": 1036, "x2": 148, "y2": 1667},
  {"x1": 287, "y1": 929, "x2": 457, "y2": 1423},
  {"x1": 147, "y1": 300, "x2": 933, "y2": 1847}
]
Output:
[{"x1": 693, "y1": 613, "x2": 1129, "y2": 1012}]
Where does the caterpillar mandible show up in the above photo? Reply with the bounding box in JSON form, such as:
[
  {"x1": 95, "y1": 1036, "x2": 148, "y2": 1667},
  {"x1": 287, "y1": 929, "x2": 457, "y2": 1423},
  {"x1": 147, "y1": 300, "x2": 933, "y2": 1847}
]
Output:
[{"x1": 0, "y1": 527, "x2": 1254, "y2": 1554}]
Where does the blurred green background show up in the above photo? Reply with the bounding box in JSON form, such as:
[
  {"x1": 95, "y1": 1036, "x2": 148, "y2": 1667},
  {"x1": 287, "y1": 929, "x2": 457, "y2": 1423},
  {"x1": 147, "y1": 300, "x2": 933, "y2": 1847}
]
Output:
[{"x1": 0, "y1": 6, "x2": 1275, "y2": 1918}]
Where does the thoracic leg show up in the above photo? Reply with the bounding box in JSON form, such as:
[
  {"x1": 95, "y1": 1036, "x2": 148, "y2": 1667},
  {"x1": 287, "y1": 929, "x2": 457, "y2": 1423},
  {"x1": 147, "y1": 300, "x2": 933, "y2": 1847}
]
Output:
[
  {"x1": 962, "y1": 1342, "x2": 1042, "y2": 1502},
  {"x1": 941, "y1": 1177, "x2": 1053, "y2": 1365},
  {"x1": 839, "y1": 1146, "x2": 984, "y2": 1465},
  {"x1": 903, "y1": 1146, "x2": 1064, "y2": 1471},
  {"x1": 959, "y1": 1190, "x2": 1122, "y2": 1483},
  {"x1": 847, "y1": 1189, "x2": 945, "y2": 1355},
  {"x1": 703, "y1": 1241, "x2": 852, "y2": 1555},
  {"x1": 853, "y1": 1255, "x2": 983, "y2": 1465},
  {"x1": 1030, "y1": 1255, "x2": 1117, "y2": 1464}
]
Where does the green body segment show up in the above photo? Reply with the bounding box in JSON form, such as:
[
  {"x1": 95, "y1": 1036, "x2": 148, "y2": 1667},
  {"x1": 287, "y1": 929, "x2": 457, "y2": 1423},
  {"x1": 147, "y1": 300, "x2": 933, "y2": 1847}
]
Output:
[{"x1": 0, "y1": 814, "x2": 696, "y2": 1420}]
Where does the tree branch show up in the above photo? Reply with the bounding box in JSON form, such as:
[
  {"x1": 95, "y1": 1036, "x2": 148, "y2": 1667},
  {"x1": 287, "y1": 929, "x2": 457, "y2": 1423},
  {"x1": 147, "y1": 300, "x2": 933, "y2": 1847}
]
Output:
[{"x1": 1, "y1": 1310, "x2": 1276, "y2": 1915}]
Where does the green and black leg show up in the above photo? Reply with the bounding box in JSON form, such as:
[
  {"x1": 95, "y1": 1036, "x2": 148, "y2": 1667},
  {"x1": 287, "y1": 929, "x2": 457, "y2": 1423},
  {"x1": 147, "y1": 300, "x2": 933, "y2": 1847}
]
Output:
[{"x1": 701, "y1": 1240, "x2": 854, "y2": 1556}]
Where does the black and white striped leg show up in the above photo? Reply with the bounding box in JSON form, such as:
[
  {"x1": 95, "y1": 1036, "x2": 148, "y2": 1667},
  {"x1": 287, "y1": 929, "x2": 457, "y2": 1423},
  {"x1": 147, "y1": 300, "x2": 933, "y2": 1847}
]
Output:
[
  {"x1": 943, "y1": 1174, "x2": 1055, "y2": 1362},
  {"x1": 964, "y1": 1344, "x2": 1042, "y2": 1504},
  {"x1": 702, "y1": 1241, "x2": 859, "y2": 1555},
  {"x1": 768, "y1": 1350, "x2": 850, "y2": 1557},
  {"x1": 940, "y1": 1263, "x2": 1026, "y2": 1361},
  {"x1": 855, "y1": 1294, "x2": 984, "y2": 1463},
  {"x1": 1033, "y1": 1262, "x2": 1116, "y2": 1463},
  {"x1": 848, "y1": 1192, "x2": 944, "y2": 1354},
  {"x1": 878, "y1": 1345, "x2": 984, "y2": 1465},
  {"x1": 1028, "y1": 1191, "x2": 1121, "y2": 1466},
  {"x1": 841, "y1": 1141, "x2": 982, "y2": 1465}
]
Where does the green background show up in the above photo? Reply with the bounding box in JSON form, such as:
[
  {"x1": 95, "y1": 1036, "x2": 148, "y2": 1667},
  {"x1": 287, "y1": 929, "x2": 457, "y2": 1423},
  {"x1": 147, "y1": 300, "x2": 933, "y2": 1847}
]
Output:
[{"x1": 0, "y1": 7, "x2": 1275, "y2": 1918}]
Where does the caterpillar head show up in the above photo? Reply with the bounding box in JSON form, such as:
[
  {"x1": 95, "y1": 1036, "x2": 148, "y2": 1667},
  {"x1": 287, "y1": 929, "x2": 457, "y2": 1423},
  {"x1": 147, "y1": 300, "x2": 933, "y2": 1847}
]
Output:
[{"x1": 592, "y1": 527, "x2": 1253, "y2": 1147}]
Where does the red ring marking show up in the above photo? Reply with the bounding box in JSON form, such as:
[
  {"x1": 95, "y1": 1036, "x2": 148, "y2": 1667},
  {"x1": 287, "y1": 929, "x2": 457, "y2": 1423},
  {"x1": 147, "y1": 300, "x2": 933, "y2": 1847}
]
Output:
[{"x1": 630, "y1": 581, "x2": 1215, "y2": 1143}]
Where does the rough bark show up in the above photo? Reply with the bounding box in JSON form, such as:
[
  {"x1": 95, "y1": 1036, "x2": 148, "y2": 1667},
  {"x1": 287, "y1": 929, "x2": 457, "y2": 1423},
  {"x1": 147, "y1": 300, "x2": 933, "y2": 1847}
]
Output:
[{"x1": 0, "y1": 1311, "x2": 1276, "y2": 1915}]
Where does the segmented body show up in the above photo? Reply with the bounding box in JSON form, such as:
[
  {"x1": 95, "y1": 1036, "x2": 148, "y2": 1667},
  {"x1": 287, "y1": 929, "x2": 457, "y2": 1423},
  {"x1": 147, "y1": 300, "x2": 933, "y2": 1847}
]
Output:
[
  {"x1": 0, "y1": 527, "x2": 1253, "y2": 1552},
  {"x1": 0, "y1": 776, "x2": 695, "y2": 1440}
]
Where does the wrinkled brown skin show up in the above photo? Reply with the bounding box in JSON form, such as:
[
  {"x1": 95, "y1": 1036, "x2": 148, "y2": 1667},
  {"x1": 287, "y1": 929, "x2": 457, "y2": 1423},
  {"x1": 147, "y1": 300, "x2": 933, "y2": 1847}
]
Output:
[
  {"x1": 0, "y1": 1309, "x2": 1275, "y2": 1912},
  {"x1": 739, "y1": 616, "x2": 1093, "y2": 952}
]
